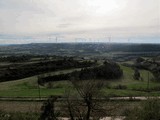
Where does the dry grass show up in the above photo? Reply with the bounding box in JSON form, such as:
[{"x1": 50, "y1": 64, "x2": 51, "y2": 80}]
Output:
[{"x1": 0, "y1": 101, "x2": 42, "y2": 113}]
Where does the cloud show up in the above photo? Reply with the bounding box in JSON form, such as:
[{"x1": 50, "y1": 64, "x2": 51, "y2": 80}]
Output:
[{"x1": 0, "y1": 0, "x2": 159, "y2": 43}]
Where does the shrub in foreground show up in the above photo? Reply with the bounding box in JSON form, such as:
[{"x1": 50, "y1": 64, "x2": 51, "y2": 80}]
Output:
[{"x1": 124, "y1": 98, "x2": 160, "y2": 120}]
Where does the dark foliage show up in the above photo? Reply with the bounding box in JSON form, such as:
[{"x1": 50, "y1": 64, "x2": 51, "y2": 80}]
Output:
[
  {"x1": 133, "y1": 68, "x2": 140, "y2": 80},
  {"x1": 134, "y1": 57, "x2": 160, "y2": 81},
  {"x1": 38, "y1": 74, "x2": 71, "y2": 85},
  {"x1": 0, "y1": 59, "x2": 94, "y2": 82},
  {"x1": 152, "y1": 67, "x2": 160, "y2": 80},
  {"x1": 0, "y1": 55, "x2": 31, "y2": 62},
  {"x1": 38, "y1": 62, "x2": 123, "y2": 85},
  {"x1": 77, "y1": 61, "x2": 123, "y2": 80},
  {"x1": 113, "y1": 84, "x2": 127, "y2": 90},
  {"x1": 40, "y1": 96, "x2": 60, "y2": 120},
  {"x1": 124, "y1": 98, "x2": 160, "y2": 120},
  {"x1": 136, "y1": 57, "x2": 145, "y2": 63}
]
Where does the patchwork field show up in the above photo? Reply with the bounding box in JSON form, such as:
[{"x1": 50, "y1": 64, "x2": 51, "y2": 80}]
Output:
[
  {"x1": 0, "y1": 43, "x2": 160, "y2": 120},
  {"x1": 0, "y1": 63, "x2": 159, "y2": 97}
]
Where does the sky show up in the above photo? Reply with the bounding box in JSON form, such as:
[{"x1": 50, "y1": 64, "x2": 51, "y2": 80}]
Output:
[{"x1": 0, "y1": 0, "x2": 160, "y2": 44}]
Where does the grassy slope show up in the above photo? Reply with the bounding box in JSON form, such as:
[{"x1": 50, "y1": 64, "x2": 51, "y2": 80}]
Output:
[
  {"x1": 103, "y1": 65, "x2": 160, "y2": 97},
  {"x1": 0, "y1": 64, "x2": 160, "y2": 97},
  {"x1": 0, "y1": 68, "x2": 76, "y2": 97}
]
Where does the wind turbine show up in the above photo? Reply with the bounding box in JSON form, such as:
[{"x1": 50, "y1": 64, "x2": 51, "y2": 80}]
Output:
[
  {"x1": 55, "y1": 37, "x2": 58, "y2": 43},
  {"x1": 108, "y1": 36, "x2": 111, "y2": 43}
]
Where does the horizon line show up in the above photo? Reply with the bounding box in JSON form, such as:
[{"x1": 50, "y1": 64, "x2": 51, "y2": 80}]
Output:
[{"x1": 0, "y1": 42, "x2": 160, "y2": 46}]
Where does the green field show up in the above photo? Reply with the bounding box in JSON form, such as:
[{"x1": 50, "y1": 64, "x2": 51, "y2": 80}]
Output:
[{"x1": 0, "y1": 63, "x2": 160, "y2": 97}]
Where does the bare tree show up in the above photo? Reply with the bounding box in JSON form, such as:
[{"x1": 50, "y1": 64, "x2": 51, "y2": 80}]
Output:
[{"x1": 64, "y1": 80, "x2": 106, "y2": 120}]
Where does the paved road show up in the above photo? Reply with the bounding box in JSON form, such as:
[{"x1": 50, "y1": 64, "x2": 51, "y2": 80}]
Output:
[
  {"x1": 0, "y1": 96, "x2": 159, "y2": 101},
  {"x1": 59, "y1": 117, "x2": 125, "y2": 120}
]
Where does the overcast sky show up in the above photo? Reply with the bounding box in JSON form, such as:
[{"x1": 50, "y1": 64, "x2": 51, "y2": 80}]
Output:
[{"x1": 0, "y1": 0, "x2": 160, "y2": 44}]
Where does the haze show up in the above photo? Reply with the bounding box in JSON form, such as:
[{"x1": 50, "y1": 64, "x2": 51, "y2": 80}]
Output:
[{"x1": 0, "y1": 0, "x2": 160, "y2": 44}]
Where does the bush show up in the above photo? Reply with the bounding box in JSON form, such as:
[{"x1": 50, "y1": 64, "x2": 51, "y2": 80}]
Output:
[
  {"x1": 0, "y1": 110, "x2": 10, "y2": 120},
  {"x1": 47, "y1": 82, "x2": 53, "y2": 89},
  {"x1": 133, "y1": 68, "x2": 140, "y2": 80},
  {"x1": 40, "y1": 96, "x2": 60, "y2": 120},
  {"x1": 113, "y1": 84, "x2": 127, "y2": 90},
  {"x1": 0, "y1": 111, "x2": 39, "y2": 120},
  {"x1": 124, "y1": 98, "x2": 160, "y2": 120},
  {"x1": 38, "y1": 61, "x2": 123, "y2": 85}
]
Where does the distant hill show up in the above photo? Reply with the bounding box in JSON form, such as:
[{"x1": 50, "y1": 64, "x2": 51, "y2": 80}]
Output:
[{"x1": 0, "y1": 43, "x2": 160, "y2": 58}]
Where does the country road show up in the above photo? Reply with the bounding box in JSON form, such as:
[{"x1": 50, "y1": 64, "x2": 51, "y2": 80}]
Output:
[{"x1": 0, "y1": 96, "x2": 159, "y2": 101}]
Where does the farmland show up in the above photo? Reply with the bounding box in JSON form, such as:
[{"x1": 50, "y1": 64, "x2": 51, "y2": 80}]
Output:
[
  {"x1": 0, "y1": 43, "x2": 160, "y2": 97},
  {"x1": 0, "y1": 43, "x2": 160, "y2": 119},
  {"x1": 0, "y1": 63, "x2": 158, "y2": 97}
]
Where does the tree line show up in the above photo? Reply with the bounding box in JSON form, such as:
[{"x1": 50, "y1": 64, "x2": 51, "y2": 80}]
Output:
[
  {"x1": 38, "y1": 61, "x2": 123, "y2": 85},
  {"x1": 0, "y1": 59, "x2": 95, "y2": 82},
  {"x1": 134, "y1": 57, "x2": 160, "y2": 81}
]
